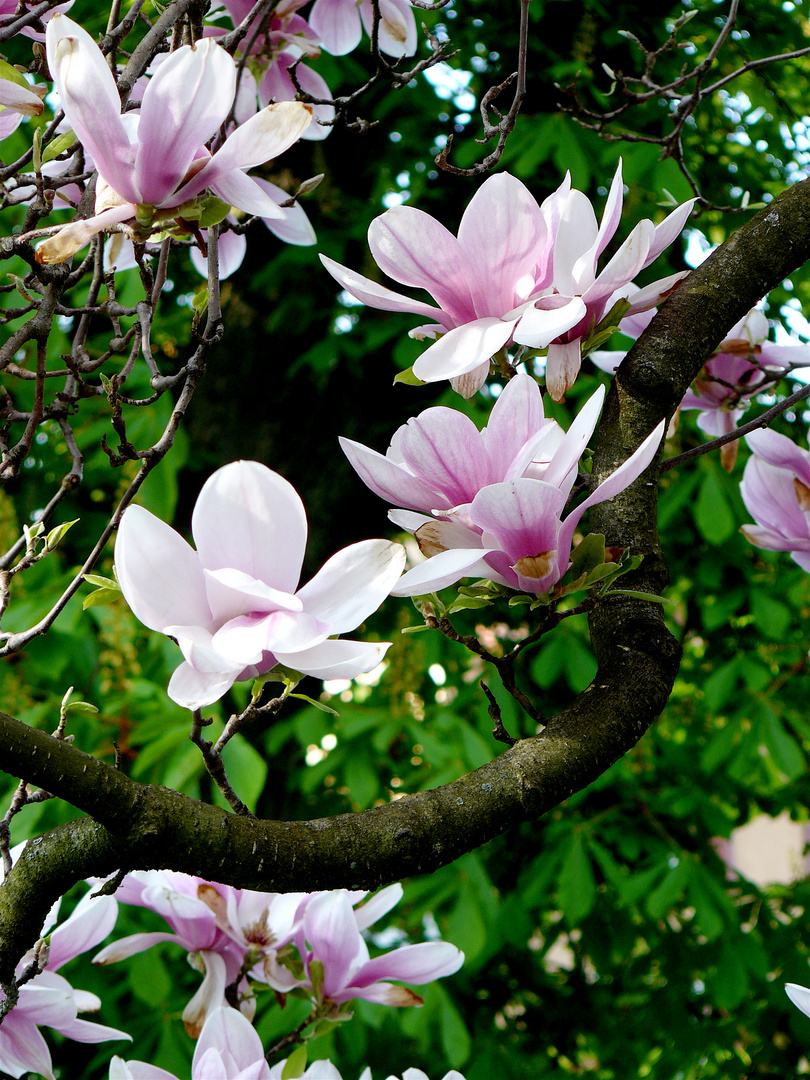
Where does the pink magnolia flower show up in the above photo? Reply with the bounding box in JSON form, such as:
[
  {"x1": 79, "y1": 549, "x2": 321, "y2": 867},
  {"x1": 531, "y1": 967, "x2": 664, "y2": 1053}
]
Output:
[
  {"x1": 36, "y1": 16, "x2": 311, "y2": 263},
  {"x1": 740, "y1": 428, "x2": 810, "y2": 571},
  {"x1": 309, "y1": 0, "x2": 417, "y2": 57},
  {"x1": 320, "y1": 172, "x2": 555, "y2": 397},
  {"x1": 680, "y1": 308, "x2": 804, "y2": 469},
  {"x1": 281, "y1": 890, "x2": 464, "y2": 1007},
  {"x1": 0, "y1": 882, "x2": 127, "y2": 1080},
  {"x1": 321, "y1": 168, "x2": 692, "y2": 400},
  {"x1": 110, "y1": 1006, "x2": 270, "y2": 1080},
  {"x1": 513, "y1": 162, "x2": 695, "y2": 401},
  {"x1": 114, "y1": 460, "x2": 405, "y2": 710},
  {"x1": 339, "y1": 372, "x2": 564, "y2": 515},
  {"x1": 381, "y1": 385, "x2": 665, "y2": 597}
]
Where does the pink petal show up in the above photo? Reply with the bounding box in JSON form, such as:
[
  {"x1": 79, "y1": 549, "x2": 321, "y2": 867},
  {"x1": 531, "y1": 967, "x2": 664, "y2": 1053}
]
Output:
[
  {"x1": 135, "y1": 39, "x2": 235, "y2": 206},
  {"x1": 456, "y1": 173, "x2": 548, "y2": 316},
  {"x1": 644, "y1": 197, "x2": 697, "y2": 266},
  {"x1": 513, "y1": 296, "x2": 587, "y2": 349},
  {"x1": 470, "y1": 480, "x2": 567, "y2": 564},
  {"x1": 339, "y1": 436, "x2": 453, "y2": 513},
  {"x1": 179, "y1": 102, "x2": 312, "y2": 207},
  {"x1": 359, "y1": 0, "x2": 417, "y2": 56},
  {"x1": 556, "y1": 419, "x2": 666, "y2": 561},
  {"x1": 115, "y1": 505, "x2": 211, "y2": 633},
  {"x1": 303, "y1": 893, "x2": 365, "y2": 996},
  {"x1": 369, "y1": 206, "x2": 476, "y2": 325},
  {"x1": 412, "y1": 317, "x2": 519, "y2": 383},
  {"x1": 193, "y1": 1005, "x2": 269, "y2": 1076},
  {"x1": 45, "y1": 15, "x2": 137, "y2": 204},
  {"x1": 167, "y1": 661, "x2": 240, "y2": 710},
  {"x1": 295, "y1": 539, "x2": 406, "y2": 633},
  {"x1": 542, "y1": 384, "x2": 605, "y2": 489},
  {"x1": 349, "y1": 940, "x2": 464, "y2": 988},
  {"x1": 399, "y1": 408, "x2": 492, "y2": 504},
  {"x1": 746, "y1": 428, "x2": 810, "y2": 487},
  {"x1": 390, "y1": 546, "x2": 497, "y2": 597},
  {"x1": 192, "y1": 462, "x2": 307, "y2": 592},
  {"x1": 545, "y1": 339, "x2": 584, "y2": 403},
  {"x1": 480, "y1": 374, "x2": 546, "y2": 476},
  {"x1": 276, "y1": 638, "x2": 392, "y2": 680},
  {"x1": 309, "y1": 0, "x2": 362, "y2": 54},
  {"x1": 320, "y1": 254, "x2": 446, "y2": 324}
]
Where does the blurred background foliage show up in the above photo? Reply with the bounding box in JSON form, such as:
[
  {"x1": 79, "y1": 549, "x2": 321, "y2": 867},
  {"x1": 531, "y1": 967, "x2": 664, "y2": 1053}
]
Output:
[{"x1": 3, "y1": 0, "x2": 810, "y2": 1076}]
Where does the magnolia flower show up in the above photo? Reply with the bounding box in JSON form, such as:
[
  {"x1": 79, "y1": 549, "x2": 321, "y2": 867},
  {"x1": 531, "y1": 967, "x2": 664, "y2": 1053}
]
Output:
[
  {"x1": 680, "y1": 308, "x2": 804, "y2": 469},
  {"x1": 740, "y1": 428, "x2": 810, "y2": 571},
  {"x1": 114, "y1": 461, "x2": 405, "y2": 710},
  {"x1": 340, "y1": 373, "x2": 564, "y2": 515},
  {"x1": 309, "y1": 0, "x2": 417, "y2": 57},
  {"x1": 320, "y1": 172, "x2": 554, "y2": 397},
  {"x1": 36, "y1": 16, "x2": 311, "y2": 263},
  {"x1": 0, "y1": 884, "x2": 127, "y2": 1080},
  {"x1": 381, "y1": 385, "x2": 665, "y2": 597},
  {"x1": 513, "y1": 162, "x2": 695, "y2": 401},
  {"x1": 321, "y1": 168, "x2": 692, "y2": 400},
  {"x1": 280, "y1": 890, "x2": 464, "y2": 1006},
  {"x1": 110, "y1": 1006, "x2": 270, "y2": 1080}
]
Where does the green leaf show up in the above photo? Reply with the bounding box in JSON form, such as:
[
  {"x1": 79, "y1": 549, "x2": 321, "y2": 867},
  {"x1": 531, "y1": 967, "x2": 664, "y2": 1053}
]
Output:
[
  {"x1": 645, "y1": 858, "x2": 692, "y2": 920},
  {"x1": 197, "y1": 196, "x2": 232, "y2": 229},
  {"x1": 439, "y1": 990, "x2": 472, "y2": 1068},
  {"x1": 289, "y1": 693, "x2": 339, "y2": 715},
  {"x1": 694, "y1": 471, "x2": 736, "y2": 545},
  {"x1": 42, "y1": 129, "x2": 77, "y2": 165},
  {"x1": 569, "y1": 533, "x2": 607, "y2": 574},
  {"x1": 281, "y1": 1044, "x2": 308, "y2": 1079},
  {"x1": 393, "y1": 366, "x2": 425, "y2": 386},
  {"x1": 342, "y1": 752, "x2": 380, "y2": 809},
  {"x1": 445, "y1": 883, "x2": 488, "y2": 961},
  {"x1": 82, "y1": 573, "x2": 120, "y2": 591},
  {"x1": 556, "y1": 832, "x2": 597, "y2": 925},
  {"x1": 82, "y1": 587, "x2": 122, "y2": 610},
  {"x1": 44, "y1": 519, "x2": 78, "y2": 552},
  {"x1": 219, "y1": 734, "x2": 268, "y2": 810}
]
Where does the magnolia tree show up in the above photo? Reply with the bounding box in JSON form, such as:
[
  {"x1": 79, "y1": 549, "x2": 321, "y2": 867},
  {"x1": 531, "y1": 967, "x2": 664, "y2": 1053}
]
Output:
[{"x1": 1, "y1": 0, "x2": 810, "y2": 1077}]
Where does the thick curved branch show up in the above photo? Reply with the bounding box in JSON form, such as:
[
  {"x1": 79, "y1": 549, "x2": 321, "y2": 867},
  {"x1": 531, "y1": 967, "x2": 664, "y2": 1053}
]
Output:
[{"x1": 3, "y1": 181, "x2": 810, "y2": 983}]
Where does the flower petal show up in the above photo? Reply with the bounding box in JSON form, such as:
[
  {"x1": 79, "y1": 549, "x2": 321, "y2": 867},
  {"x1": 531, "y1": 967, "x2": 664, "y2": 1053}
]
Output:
[
  {"x1": 295, "y1": 539, "x2": 406, "y2": 633},
  {"x1": 46, "y1": 14, "x2": 138, "y2": 203},
  {"x1": 115, "y1": 505, "x2": 211, "y2": 633},
  {"x1": 135, "y1": 38, "x2": 235, "y2": 206},
  {"x1": 192, "y1": 461, "x2": 307, "y2": 592}
]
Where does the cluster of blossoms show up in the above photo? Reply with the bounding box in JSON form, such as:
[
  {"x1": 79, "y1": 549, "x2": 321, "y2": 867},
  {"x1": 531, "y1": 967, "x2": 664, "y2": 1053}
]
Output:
[
  {"x1": 35, "y1": 16, "x2": 314, "y2": 266},
  {"x1": 0, "y1": 865, "x2": 464, "y2": 1079},
  {"x1": 322, "y1": 165, "x2": 695, "y2": 401},
  {"x1": 4, "y1": 0, "x2": 419, "y2": 275},
  {"x1": 94, "y1": 872, "x2": 463, "y2": 1033},
  {"x1": 341, "y1": 372, "x2": 665, "y2": 597}
]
